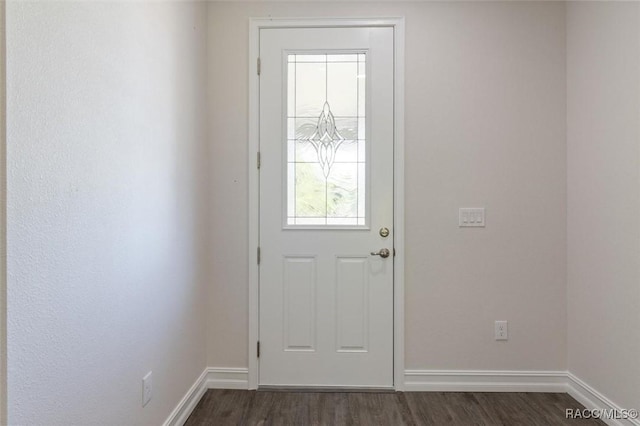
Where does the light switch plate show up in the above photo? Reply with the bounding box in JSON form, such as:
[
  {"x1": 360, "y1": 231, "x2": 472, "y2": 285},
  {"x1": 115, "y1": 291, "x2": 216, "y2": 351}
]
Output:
[{"x1": 459, "y1": 208, "x2": 485, "y2": 227}]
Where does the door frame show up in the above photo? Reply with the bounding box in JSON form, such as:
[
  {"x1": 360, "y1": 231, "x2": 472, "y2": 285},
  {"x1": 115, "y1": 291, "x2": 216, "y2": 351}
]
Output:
[{"x1": 248, "y1": 17, "x2": 405, "y2": 390}]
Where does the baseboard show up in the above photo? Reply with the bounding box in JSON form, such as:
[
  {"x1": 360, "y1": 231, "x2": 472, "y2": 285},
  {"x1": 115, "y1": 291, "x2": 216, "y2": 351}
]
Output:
[
  {"x1": 164, "y1": 367, "x2": 249, "y2": 426},
  {"x1": 207, "y1": 367, "x2": 250, "y2": 389},
  {"x1": 403, "y1": 370, "x2": 568, "y2": 393},
  {"x1": 166, "y1": 367, "x2": 638, "y2": 426},
  {"x1": 163, "y1": 368, "x2": 209, "y2": 426},
  {"x1": 567, "y1": 372, "x2": 640, "y2": 426}
]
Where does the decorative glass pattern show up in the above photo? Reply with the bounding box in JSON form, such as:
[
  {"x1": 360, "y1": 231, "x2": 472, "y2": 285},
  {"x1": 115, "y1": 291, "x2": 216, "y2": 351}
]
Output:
[{"x1": 287, "y1": 53, "x2": 366, "y2": 226}]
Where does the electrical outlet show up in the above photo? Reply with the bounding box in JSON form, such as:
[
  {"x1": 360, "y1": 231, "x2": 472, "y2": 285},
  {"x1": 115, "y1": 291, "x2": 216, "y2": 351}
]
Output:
[
  {"x1": 142, "y1": 371, "x2": 153, "y2": 407},
  {"x1": 495, "y1": 321, "x2": 508, "y2": 341}
]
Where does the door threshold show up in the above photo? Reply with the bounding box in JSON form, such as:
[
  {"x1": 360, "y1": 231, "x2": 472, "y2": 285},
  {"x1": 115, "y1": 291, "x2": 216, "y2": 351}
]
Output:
[{"x1": 258, "y1": 385, "x2": 395, "y2": 393}]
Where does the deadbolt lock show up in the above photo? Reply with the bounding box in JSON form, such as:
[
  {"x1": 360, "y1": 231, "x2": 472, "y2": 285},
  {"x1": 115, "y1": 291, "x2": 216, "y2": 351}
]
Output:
[{"x1": 379, "y1": 227, "x2": 390, "y2": 238}]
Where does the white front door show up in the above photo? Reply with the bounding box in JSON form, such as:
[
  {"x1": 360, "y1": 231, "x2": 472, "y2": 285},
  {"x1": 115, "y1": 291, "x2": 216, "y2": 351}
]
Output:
[{"x1": 259, "y1": 26, "x2": 394, "y2": 387}]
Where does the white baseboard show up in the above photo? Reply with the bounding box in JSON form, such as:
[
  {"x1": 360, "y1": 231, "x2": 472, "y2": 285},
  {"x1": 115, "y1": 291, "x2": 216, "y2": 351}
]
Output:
[
  {"x1": 163, "y1": 367, "x2": 249, "y2": 426},
  {"x1": 163, "y1": 368, "x2": 209, "y2": 426},
  {"x1": 166, "y1": 367, "x2": 637, "y2": 426},
  {"x1": 567, "y1": 372, "x2": 640, "y2": 426},
  {"x1": 207, "y1": 367, "x2": 250, "y2": 389},
  {"x1": 404, "y1": 369, "x2": 568, "y2": 393}
]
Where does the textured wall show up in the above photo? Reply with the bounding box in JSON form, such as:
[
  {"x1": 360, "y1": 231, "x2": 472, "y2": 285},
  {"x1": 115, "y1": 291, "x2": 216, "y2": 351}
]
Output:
[
  {"x1": 6, "y1": 2, "x2": 209, "y2": 424},
  {"x1": 206, "y1": 1, "x2": 567, "y2": 372},
  {"x1": 567, "y1": 1, "x2": 640, "y2": 411}
]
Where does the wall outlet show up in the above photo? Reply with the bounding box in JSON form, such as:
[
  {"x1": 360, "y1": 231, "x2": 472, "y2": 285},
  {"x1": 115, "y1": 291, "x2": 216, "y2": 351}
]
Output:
[
  {"x1": 495, "y1": 321, "x2": 508, "y2": 340},
  {"x1": 142, "y1": 371, "x2": 153, "y2": 407}
]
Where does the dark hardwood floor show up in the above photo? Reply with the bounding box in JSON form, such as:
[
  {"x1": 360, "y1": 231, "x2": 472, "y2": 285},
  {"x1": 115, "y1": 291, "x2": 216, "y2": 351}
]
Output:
[{"x1": 185, "y1": 390, "x2": 604, "y2": 425}]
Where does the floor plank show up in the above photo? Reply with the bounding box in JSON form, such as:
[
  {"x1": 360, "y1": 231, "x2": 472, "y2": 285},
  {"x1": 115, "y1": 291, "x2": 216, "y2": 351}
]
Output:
[
  {"x1": 185, "y1": 390, "x2": 605, "y2": 425},
  {"x1": 186, "y1": 390, "x2": 253, "y2": 426}
]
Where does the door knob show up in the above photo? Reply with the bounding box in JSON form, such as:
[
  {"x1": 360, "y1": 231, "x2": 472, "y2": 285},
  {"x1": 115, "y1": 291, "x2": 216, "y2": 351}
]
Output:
[{"x1": 370, "y1": 248, "x2": 391, "y2": 258}]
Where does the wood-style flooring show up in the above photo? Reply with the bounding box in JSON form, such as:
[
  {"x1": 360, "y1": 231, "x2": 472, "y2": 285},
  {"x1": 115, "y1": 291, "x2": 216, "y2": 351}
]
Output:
[{"x1": 185, "y1": 389, "x2": 604, "y2": 425}]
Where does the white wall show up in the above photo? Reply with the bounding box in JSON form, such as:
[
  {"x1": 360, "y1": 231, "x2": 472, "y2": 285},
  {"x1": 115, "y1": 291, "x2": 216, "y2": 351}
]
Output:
[
  {"x1": 206, "y1": 1, "x2": 567, "y2": 371},
  {"x1": 566, "y1": 1, "x2": 640, "y2": 410},
  {"x1": 6, "y1": 2, "x2": 209, "y2": 424},
  {"x1": 1, "y1": 1, "x2": 6, "y2": 422},
  {"x1": 10, "y1": 1, "x2": 639, "y2": 421}
]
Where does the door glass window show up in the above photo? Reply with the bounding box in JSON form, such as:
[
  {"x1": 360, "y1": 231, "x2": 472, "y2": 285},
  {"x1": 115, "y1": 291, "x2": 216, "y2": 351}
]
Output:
[{"x1": 286, "y1": 53, "x2": 366, "y2": 226}]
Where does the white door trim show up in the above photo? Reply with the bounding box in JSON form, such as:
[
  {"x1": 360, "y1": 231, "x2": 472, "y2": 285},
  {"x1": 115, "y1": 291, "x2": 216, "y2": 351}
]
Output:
[{"x1": 248, "y1": 17, "x2": 405, "y2": 390}]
